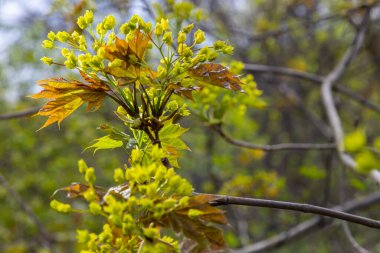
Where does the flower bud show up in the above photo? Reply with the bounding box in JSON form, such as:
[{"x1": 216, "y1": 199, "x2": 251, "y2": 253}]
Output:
[
  {"x1": 89, "y1": 202, "x2": 102, "y2": 215},
  {"x1": 78, "y1": 159, "x2": 88, "y2": 174},
  {"x1": 47, "y1": 31, "x2": 56, "y2": 41},
  {"x1": 85, "y1": 167, "x2": 96, "y2": 184},
  {"x1": 77, "y1": 16, "x2": 88, "y2": 29},
  {"x1": 194, "y1": 29, "x2": 205, "y2": 44},
  {"x1": 103, "y1": 15, "x2": 116, "y2": 30},
  {"x1": 120, "y1": 23, "x2": 130, "y2": 34},
  {"x1": 162, "y1": 31, "x2": 173, "y2": 45},
  {"x1": 182, "y1": 23, "x2": 194, "y2": 33},
  {"x1": 50, "y1": 200, "x2": 71, "y2": 213},
  {"x1": 113, "y1": 168, "x2": 125, "y2": 183},
  {"x1": 213, "y1": 40, "x2": 225, "y2": 50},
  {"x1": 177, "y1": 31, "x2": 186, "y2": 44},
  {"x1": 160, "y1": 18, "x2": 169, "y2": 30},
  {"x1": 154, "y1": 23, "x2": 163, "y2": 36},
  {"x1": 42, "y1": 40, "x2": 54, "y2": 49},
  {"x1": 84, "y1": 10, "x2": 94, "y2": 24},
  {"x1": 56, "y1": 31, "x2": 69, "y2": 42},
  {"x1": 40, "y1": 56, "x2": 53, "y2": 66}
]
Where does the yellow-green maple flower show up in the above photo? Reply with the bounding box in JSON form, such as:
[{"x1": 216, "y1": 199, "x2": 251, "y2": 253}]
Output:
[
  {"x1": 182, "y1": 23, "x2": 194, "y2": 33},
  {"x1": 89, "y1": 202, "x2": 102, "y2": 215},
  {"x1": 113, "y1": 168, "x2": 125, "y2": 183},
  {"x1": 56, "y1": 31, "x2": 69, "y2": 42},
  {"x1": 120, "y1": 23, "x2": 130, "y2": 34},
  {"x1": 42, "y1": 40, "x2": 54, "y2": 49},
  {"x1": 162, "y1": 31, "x2": 173, "y2": 45},
  {"x1": 154, "y1": 23, "x2": 163, "y2": 36},
  {"x1": 177, "y1": 31, "x2": 186, "y2": 43},
  {"x1": 160, "y1": 18, "x2": 169, "y2": 30},
  {"x1": 103, "y1": 15, "x2": 116, "y2": 30},
  {"x1": 85, "y1": 167, "x2": 96, "y2": 184},
  {"x1": 47, "y1": 31, "x2": 56, "y2": 41},
  {"x1": 40, "y1": 56, "x2": 53, "y2": 65},
  {"x1": 194, "y1": 29, "x2": 205, "y2": 44},
  {"x1": 77, "y1": 16, "x2": 88, "y2": 29},
  {"x1": 84, "y1": 10, "x2": 94, "y2": 24},
  {"x1": 50, "y1": 200, "x2": 71, "y2": 213}
]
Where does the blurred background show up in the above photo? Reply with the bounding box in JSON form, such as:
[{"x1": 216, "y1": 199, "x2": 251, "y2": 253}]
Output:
[{"x1": 1, "y1": 0, "x2": 380, "y2": 252}]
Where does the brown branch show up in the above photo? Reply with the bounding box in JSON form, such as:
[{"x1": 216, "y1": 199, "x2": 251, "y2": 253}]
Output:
[
  {"x1": 244, "y1": 64, "x2": 380, "y2": 114},
  {"x1": 321, "y1": 8, "x2": 371, "y2": 169},
  {"x1": 342, "y1": 222, "x2": 370, "y2": 253},
  {"x1": 0, "y1": 172, "x2": 55, "y2": 252},
  {"x1": 210, "y1": 124, "x2": 336, "y2": 151},
  {"x1": 206, "y1": 193, "x2": 380, "y2": 229},
  {"x1": 230, "y1": 190, "x2": 380, "y2": 253},
  {"x1": 0, "y1": 107, "x2": 40, "y2": 120}
]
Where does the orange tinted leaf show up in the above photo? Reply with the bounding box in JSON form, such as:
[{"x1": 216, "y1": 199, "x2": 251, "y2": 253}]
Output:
[
  {"x1": 37, "y1": 96, "x2": 83, "y2": 129},
  {"x1": 189, "y1": 63, "x2": 244, "y2": 92},
  {"x1": 79, "y1": 71, "x2": 108, "y2": 89},
  {"x1": 78, "y1": 92, "x2": 107, "y2": 111},
  {"x1": 173, "y1": 86, "x2": 201, "y2": 101},
  {"x1": 53, "y1": 183, "x2": 105, "y2": 200},
  {"x1": 159, "y1": 194, "x2": 227, "y2": 252},
  {"x1": 127, "y1": 30, "x2": 151, "y2": 60},
  {"x1": 31, "y1": 76, "x2": 109, "y2": 129},
  {"x1": 62, "y1": 183, "x2": 91, "y2": 198},
  {"x1": 115, "y1": 37, "x2": 128, "y2": 55},
  {"x1": 36, "y1": 78, "x2": 82, "y2": 90}
]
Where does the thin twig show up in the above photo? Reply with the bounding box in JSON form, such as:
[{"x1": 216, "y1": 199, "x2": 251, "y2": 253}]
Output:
[
  {"x1": 342, "y1": 222, "x2": 370, "y2": 253},
  {"x1": 210, "y1": 124, "x2": 336, "y2": 152},
  {"x1": 340, "y1": 162, "x2": 370, "y2": 253},
  {"x1": 0, "y1": 107, "x2": 40, "y2": 120},
  {"x1": 229, "y1": 190, "x2": 380, "y2": 253},
  {"x1": 204, "y1": 193, "x2": 380, "y2": 229},
  {"x1": 321, "y1": 8, "x2": 371, "y2": 171},
  {"x1": 0, "y1": 172, "x2": 55, "y2": 252}
]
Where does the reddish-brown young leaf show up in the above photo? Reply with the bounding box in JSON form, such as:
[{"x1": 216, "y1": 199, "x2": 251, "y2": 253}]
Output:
[
  {"x1": 127, "y1": 29, "x2": 151, "y2": 60},
  {"x1": 30, "y1": 76, "x2": 109, "y2": 129},
  {"x1": 53, "y1": 183, "x2": 105, "y2": 201},
  {"x1": 188, "y1": 63, "x2": 244, "y2": 92},
  {"x1": 168, "y1": 83, "x2": 201, "y2": 101},
  {"x1": 157, "y1": 194, "x2": 227, "y2": 253}
]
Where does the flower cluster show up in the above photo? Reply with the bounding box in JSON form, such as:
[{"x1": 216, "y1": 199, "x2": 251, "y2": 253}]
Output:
[
  {"x1": 72, "y1": 154, "x2": 193, "y2": 252},
  {"x1": 37, "y1": 8, "x2": 239, "y2": 253}
]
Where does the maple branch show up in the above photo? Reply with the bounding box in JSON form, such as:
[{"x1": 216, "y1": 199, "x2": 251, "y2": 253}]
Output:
[
  {"x1": 0, "y1": 172, "x2": 55, "y2": 252},
  {"x1": 342, "y1": 222, "x2": 370, "y2": 253},
  {"x1": 230, "y1": 190, "x2": 380, "y2": 253},
  {"x1": 321, "y1": 8, "x2": 370, "y2": 169},
  {"x1": 210, "y1": 124, "x2": 336, "y2": 151},
  {"x1": 206, "y1": 193, "x2": 380, "y2": 229},
  {"x1": 0, "y1": 107, "x2": 40, "y2": 120},
  {"x1": 244, "y1": 64, "x2": 380, "y2": 114}
]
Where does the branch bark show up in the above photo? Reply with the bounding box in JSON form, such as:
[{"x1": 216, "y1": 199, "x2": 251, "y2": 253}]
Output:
[
  {"x1": 205, "y1": 193, "x2": 380, "y2": 229},
  {"x1": 228, "y1": 190, "x2": 380, "y2": 253},
  {"x1": 210, "y1": 124, "x2": 336, "y2": 151},
  {"x1": 0, "y1": 107, "x2": 39, "y2": 120},
  {"x1": 321, "y1": 8, "x2": 370, "y2": 169}
]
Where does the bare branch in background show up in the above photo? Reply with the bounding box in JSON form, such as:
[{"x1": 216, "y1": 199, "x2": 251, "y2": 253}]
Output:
[
  {"x1": 204, "y1": 193, "x2": 380, "y2": 229},
  {"x1": 342, "y1": 222, "x2": 371, "y2": 253},
  {"x1": 0, "y1": 107, "x2": 39, "y2": 121},
  {"x1": 210, "y1": 124, "x2": 336, "y2": 151},
  {"x1": 230, "y1": 190, "x2": 380, "y2": 253},
  {"x1": 321, "y1": 8, "x2": 370, "y2": 169}
]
